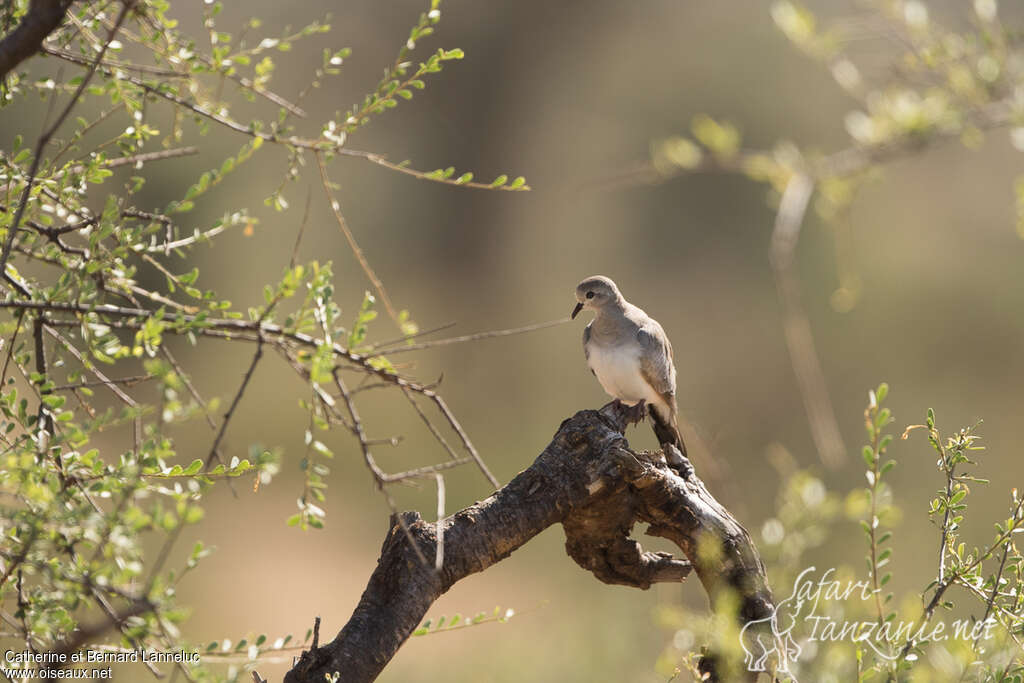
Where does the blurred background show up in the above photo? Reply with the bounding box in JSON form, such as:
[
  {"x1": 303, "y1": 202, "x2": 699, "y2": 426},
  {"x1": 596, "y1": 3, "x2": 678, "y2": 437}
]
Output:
[{"x1": 6, "y1": 0, "x2": 1024, "y2": 680}]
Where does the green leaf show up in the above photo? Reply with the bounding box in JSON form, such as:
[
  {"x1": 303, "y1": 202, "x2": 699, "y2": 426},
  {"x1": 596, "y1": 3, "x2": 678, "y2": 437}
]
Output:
[{"x1": 41, "y1": 395, "x2": 66, "y2": 409}]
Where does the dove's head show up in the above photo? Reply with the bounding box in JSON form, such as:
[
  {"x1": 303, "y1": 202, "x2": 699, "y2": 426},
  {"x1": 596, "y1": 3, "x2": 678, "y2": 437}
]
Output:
[{"x1": 572, "y1": 276, "x2": 622, "y2": 319}]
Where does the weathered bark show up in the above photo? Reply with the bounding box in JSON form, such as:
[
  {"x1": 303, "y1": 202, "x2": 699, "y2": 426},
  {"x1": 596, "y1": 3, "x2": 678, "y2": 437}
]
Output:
[
  {"x1": 0, "y1": 0, "x2": 74, "y2": 81},
  {"x1": 285, "y1": 404, "x2": 776, "y2": 683}
]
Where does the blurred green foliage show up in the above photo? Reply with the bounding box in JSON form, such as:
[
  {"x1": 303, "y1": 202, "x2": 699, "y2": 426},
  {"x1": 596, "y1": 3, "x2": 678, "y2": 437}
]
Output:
[{"x1": 655, "y1": 386, "x2": 1024, "y2": 681}]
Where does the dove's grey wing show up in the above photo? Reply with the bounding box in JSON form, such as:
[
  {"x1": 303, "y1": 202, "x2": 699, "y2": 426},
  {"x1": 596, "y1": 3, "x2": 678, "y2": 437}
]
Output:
[
  {"x1": 638, "y1": 322, "x2": 686, "y2": 455},
  {"x1": 582, "y1": 322, "x2": 596, "y2": 374},
  {"x1": 637, "y1": 323, "x2": 676, "y2": 403}
]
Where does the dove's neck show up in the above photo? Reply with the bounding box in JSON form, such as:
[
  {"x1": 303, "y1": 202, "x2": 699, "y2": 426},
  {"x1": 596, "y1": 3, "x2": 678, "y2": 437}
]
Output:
[{"x1": 591, "y1": 299, "x2": 638, "y2": 341}]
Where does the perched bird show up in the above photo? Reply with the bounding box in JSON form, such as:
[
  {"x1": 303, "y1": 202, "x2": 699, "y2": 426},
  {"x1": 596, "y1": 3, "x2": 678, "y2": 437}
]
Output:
[{"x1": 571, "y1": 276, "x2": 687, "y2": 459}]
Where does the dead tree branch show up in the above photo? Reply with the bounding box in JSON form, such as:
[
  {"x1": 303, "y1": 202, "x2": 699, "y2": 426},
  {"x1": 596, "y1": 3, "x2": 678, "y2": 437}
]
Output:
[{"x1": 285, "y1": 403, "x2": 776, "y2": 683}]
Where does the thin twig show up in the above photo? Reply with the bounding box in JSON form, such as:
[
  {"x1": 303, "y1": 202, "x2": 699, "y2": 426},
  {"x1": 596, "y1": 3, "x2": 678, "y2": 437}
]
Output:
[
  {"x1": 337, "y1": 147, "x2": 531, "y2": 191},
  {"x1": 399, "y1": 386, "x2": 458, "y2": 461},
  {"x1": 315, "y1": 152, "x2": 401, "y2": 328},
  {"x1": 0, "y1": 309, "x2": 26, "y2": 387},
  {"x1": 364, "y1": 318, "x2": 571, "y2": 358},
  {"x1": 51, "y1": 373, "x2": 154, "y2": 390},
  {"x1": 332, "y1": 370, "x2": 386, "y2": 483},
  {"x1": 205, "y1": 334, "x2": 263, "y2": 467},
  {"x1": 434, "y1": 473, "x2": 445, "y2": 572},
  {"x1": 366, "y1": 321, "x2": 457, "y2": 351},
  {"x1": 290, "y1": 189, "x2": 313, "y2": 271}
]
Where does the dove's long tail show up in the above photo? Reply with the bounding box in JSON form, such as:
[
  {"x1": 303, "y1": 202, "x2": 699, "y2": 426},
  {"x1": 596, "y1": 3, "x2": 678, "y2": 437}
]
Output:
[{"x1": 648, "y1": 401, "x2": 687, "y2": 457}]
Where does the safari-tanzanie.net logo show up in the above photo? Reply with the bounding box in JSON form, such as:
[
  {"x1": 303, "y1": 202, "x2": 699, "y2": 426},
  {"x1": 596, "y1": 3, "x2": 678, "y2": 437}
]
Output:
[{"x1": 739, "y1": 566, "x2": 997, "y2": 675}]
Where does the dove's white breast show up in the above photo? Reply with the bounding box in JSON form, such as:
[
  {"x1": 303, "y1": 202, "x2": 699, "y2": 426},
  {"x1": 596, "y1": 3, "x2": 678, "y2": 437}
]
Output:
[{"x1": 586, "y1": 340, "x2": 656, "y2": 406}]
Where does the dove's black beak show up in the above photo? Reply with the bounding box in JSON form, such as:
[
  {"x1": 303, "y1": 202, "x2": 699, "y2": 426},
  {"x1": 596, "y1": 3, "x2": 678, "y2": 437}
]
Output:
[{"x1": 571, "y1": 302, "x2": 584, "y2": 320}]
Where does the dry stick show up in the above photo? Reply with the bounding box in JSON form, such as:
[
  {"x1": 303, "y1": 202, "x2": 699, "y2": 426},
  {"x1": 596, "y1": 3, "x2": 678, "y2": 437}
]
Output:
[
  {"x1": 424, "y1": 391, "x2": 498, "y2": 488},
  {"x1": 0, "y1": 309, "x2": 26, "y2": 387},
  {"x1": 204, "y1": 333, "x2": 264, "y2": 468},
  {"x1": 159, "y1": 343, "x2": 239, "y2": 497},
  {"x1": 0, "y1": 1, "x2": 133, "y2": 280},
  {"x1": 770, "y1": 172, "x2": 846, "y2": 469},
  {"x1": 363, "y1": 317, "x2": 572, "y2": 358},
  {"x1": 333, "y1": 370, "x2": 429, "y2": 567},
  {"x1": 315, "y1": 152, "x2": 402, "y2": 328},
  {"x1": 385, "y1": 457, "x2": 473, "y2": 483},
  {"x1": 433, "y1": 473, "x2": 445, "y2": 572},
  {"x1": 366, "y1": 321, "x2": 458, "y2": 351},
  {"x1": 399, "y1": 386, "x2": 458, "y2": 461},
  {"x1": 331, "y1": 370, "x2": 387, "y2": 483},
  {"x1": 290, "y1": 189, "x2": 313, "y2": 271},
  {"x1": 161, "y1": 347, "x2": 216, "y2": 430}
]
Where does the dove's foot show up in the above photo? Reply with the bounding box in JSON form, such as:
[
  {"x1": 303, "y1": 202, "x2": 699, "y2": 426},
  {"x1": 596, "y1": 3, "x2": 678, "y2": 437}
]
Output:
[{"x1": 625, "y1": 400, "x2": 647, "y2": 425}]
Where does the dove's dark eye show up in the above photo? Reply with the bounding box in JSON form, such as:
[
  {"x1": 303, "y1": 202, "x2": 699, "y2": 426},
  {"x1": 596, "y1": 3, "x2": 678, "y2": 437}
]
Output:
[{"x1": 586, "y1": 291, "x2": 594, "y2": 299}]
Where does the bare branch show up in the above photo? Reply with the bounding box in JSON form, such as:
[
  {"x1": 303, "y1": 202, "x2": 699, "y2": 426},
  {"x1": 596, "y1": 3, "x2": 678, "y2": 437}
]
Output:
[
  {"x1": 363, "y1": 317, "x2": 571, "y2": 358},
  {"x1": 205, "y1": 334, "x2": 264, "y2": 467},
  {"x1": 316, "y1": 152, "x2": 402, "y2": 328}
]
